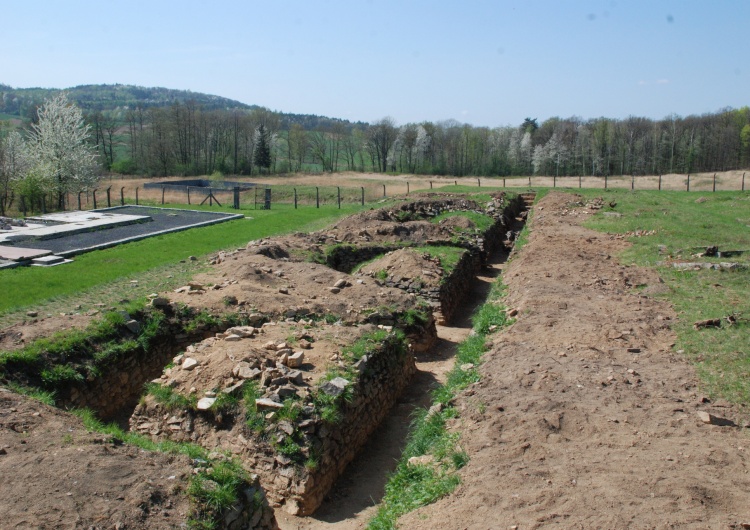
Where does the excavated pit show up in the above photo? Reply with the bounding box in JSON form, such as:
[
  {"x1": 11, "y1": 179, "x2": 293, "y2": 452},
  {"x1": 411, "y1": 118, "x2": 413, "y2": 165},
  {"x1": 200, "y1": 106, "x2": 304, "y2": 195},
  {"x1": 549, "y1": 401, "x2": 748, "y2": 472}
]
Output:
[{"x1": 0, "y1": 192, "x2": 532, "y2": 527}]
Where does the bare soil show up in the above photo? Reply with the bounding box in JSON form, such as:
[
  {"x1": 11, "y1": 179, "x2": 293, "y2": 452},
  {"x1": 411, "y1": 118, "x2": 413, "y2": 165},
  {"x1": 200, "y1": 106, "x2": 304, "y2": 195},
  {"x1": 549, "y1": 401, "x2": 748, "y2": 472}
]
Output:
[
  {"x1": 0, "y1": 388, "x2": 192, "y2": 529},
  {"x1": 400, "y1": 191, "x2": 750, "y2": 529}
]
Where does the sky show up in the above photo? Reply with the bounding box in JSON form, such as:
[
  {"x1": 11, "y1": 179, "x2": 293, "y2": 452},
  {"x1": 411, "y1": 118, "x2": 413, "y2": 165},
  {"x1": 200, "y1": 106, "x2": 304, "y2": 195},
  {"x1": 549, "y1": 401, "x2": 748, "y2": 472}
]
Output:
[{"x1": 1, "y1": 0, "x2": 747, "y2": 128}]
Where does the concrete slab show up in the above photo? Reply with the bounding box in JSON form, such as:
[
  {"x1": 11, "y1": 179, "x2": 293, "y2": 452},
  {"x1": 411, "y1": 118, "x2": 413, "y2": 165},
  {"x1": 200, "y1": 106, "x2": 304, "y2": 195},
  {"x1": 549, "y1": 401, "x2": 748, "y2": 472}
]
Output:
[
  {"x1": 31, "y1": 255, "x2": 65, "y2": 265},
  {"x1": 0, "y1": 211, "x2": 151, "y2": 245},
  {"x1": 0, "y1": 245, "x2": 52, "y2": 261}
]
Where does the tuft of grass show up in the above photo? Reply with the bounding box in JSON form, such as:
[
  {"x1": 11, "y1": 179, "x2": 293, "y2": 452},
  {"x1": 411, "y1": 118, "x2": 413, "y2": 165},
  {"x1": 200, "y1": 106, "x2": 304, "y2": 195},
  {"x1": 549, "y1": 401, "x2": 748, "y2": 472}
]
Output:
[{"x1": 146, "y1": 382, "x2": 197, "y2": 410}]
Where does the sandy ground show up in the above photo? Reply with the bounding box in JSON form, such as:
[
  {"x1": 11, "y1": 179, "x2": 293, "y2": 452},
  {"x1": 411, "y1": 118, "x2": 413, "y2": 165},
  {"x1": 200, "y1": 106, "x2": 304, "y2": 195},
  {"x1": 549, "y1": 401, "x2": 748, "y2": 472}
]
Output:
[{"x1": 399, "y1": 191, "x2": 750, "y2": 529}]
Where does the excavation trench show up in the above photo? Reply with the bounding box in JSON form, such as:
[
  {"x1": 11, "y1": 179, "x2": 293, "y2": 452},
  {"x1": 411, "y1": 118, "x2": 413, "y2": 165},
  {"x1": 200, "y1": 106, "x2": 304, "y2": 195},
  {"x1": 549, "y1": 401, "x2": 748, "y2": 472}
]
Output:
[
  {"x1": 276, "y1": 196, "x2": 532, "y2": 529},
  {"x1": 1, "y1": 193, "x2": 530, "y2": 528}
]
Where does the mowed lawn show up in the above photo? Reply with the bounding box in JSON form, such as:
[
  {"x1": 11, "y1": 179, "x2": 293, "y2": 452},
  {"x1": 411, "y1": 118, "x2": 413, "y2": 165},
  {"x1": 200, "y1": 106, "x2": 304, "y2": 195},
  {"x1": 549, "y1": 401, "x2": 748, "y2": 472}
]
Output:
[{"x1": 0, "y1": 204, "x2": 362, "y2": 317}]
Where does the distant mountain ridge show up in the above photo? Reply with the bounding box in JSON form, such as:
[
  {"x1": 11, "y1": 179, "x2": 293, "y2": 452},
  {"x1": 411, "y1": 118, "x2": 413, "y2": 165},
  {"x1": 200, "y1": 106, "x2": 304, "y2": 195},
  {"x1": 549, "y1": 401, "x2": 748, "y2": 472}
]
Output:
[{"x1": 0, "y1": 83, "x2": 364, "y2": 130}]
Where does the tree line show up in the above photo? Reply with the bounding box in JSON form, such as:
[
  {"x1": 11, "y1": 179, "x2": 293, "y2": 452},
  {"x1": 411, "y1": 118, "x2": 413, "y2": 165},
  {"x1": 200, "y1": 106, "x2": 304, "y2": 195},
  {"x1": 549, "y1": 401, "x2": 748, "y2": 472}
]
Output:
[
  {"x1": 89, "y1": 104, "x2": 750, "y2": 178},
  {"x1": 2, "y1": 92, "x2": 749, "y2": 217}
]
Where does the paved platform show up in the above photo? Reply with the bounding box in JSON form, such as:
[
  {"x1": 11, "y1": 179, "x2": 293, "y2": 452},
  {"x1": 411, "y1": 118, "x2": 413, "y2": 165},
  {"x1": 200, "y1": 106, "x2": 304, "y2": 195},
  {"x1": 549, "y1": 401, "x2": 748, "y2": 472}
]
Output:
[
  {"x1": 0, "y1": 246, "x2": 52, "y2": 261},
  {"x1": 0, "y1": 211, "x2": 151, "y2": 245},
  {"x1": 0, "y1": 206, "x2": 244, "y2": 263}
]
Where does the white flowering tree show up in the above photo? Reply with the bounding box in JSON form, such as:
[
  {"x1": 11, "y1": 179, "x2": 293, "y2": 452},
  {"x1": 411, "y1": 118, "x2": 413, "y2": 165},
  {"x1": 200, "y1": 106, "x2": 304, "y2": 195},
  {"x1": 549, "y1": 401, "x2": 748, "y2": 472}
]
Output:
[
  {"x1": 0, "y1": 131, "x2": 32, "y2": 215},
  {"x1": 27, "y1": 93, "x2": 99, "y2": 209}
]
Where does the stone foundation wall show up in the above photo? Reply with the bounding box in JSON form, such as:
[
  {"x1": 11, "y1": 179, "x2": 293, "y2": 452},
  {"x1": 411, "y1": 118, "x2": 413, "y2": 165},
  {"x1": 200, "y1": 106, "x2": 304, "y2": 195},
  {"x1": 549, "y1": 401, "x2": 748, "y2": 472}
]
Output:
[
  {"x1": 325, "y1": 244, "x2": 398, "y2": 273},
  {"x1": 288, "y1": 335, "x2": 416, "y2": 514},
  {"x1": 129, "y1": 331, "x2": 418, "y2": 517}
]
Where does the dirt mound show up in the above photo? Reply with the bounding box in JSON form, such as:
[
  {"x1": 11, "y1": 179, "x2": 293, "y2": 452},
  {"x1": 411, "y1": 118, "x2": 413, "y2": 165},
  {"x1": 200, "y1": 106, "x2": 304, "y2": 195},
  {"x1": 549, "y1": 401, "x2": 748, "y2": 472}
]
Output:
[
  {"x1": 359, "y1": 248, "x2": 444, "y2": 291},
  {"x1": 400, "y1": 191, "x2": 750, "y2": 529},
  {"x1": 170, "y1": 253, "x2": 419, "y2": 322},
  {"x1": 0, "y1": 388, "x2": 192, "y2": 529}
]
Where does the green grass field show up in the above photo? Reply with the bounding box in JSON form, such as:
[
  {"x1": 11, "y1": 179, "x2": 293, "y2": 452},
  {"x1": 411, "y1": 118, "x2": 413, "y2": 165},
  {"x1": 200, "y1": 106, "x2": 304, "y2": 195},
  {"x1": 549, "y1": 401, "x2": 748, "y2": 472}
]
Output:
[
  {"x1": 579, "y1": 188, "x2": 750, "y2": 405},
  {"x1": 0, "y1": 204, "x2": 363, "y2": 321}
]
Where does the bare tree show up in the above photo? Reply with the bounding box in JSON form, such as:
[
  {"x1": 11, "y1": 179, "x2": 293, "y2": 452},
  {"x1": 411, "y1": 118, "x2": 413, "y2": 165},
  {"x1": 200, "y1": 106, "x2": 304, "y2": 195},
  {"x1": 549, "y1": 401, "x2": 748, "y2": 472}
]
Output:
[
  {"x1": 0, "y1": 131, "x2": 31, "y2": 215},
  {"x1": 368, "y1": 117, "x2": 398, "y2": 172}
]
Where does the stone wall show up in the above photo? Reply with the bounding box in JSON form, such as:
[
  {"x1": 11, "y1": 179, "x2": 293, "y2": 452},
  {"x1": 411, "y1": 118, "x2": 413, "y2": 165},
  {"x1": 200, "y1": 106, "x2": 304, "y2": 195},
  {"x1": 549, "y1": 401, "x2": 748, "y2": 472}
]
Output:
[
  {"x1": 287, "y1": 334, "x2": 416, "y2": 514},
  {"x1": 129, "y1": 331, "x2": 417, "y2": 516},
  {"x1": 324, "y1": 244, "x2": 399, "y2": 273}
]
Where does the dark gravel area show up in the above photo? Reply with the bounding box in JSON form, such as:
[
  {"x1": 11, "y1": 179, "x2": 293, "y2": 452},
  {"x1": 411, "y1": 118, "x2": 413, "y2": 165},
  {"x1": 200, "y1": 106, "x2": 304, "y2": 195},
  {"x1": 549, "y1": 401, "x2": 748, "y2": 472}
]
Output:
[{"x1": 7, "y1": 206, "x2": 243, "y2": 256}]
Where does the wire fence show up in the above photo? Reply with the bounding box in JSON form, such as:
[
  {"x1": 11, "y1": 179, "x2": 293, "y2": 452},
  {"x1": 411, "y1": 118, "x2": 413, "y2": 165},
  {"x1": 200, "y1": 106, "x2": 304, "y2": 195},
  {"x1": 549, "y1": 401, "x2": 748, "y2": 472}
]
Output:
[{"x1": 8, "y1": 171, "x2": 748, "y2": 216}]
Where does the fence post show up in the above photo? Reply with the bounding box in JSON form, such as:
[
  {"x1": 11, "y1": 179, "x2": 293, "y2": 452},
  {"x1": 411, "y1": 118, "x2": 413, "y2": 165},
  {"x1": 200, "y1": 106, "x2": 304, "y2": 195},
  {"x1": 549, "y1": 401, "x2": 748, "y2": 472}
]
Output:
[
  {"x1": 604, "y1": 175, "x2": 608, "y2": 190},
  {"x1": 233, "y1": 187, "x2": 240, "y2": 209},
  {"x1": 687, "y1": 174, "x2": 690, "y2": 192},
  {"x1": 21, "y1": 196, "x2": 27, "y2": 217},
  {"x1": 743, "y1": 172, "x2": 746, "y2": 191},
  {"x1": 120, "y1": 187, "x2": 125, "y2": 206},
  {"x1": 659, "y1": 174, "x2": 662, "y2": 190},
  {"x1": 631, "y1": 174, "x2": 634, "y2": 191},
  {"x1": 383, "y1": 184, "x2": 386, "y2": 197},
  {"x1": 78, "y1": 191, "x2": 83, "y2": 210},
  {"x1": 264, "y1": 188, "x2": 271, "y2": 210},
  {"x1": 361, "y1": 187, "x2": 364, "y2": 205},
  {"x1": 407, "y1": 182, "x2": 410, "y2": 194},
  {"x1": 477, "y1": 178, "x2": 481, "y2": 187},
  {"x1": 106, "y1": 186, "x2": 112, "y2": 207},
  {"x1": 161, "y1": 186, "x2": 165, "y2": 204},
  {"x1": 93, "y1": 189, "x2": 98, "y2": 209},
  {"x1": 430, "y1": 181, "x2": 433, "y2": 189},
  {"x1": 455, "y1": 180, "x2": 457, "y2": 186},
  {"x1": 553, "y1": 174, "x2": 556, "y2": 188},
  {"x1": 528, "y1": 176, "x2": 531, "y2": 187},
  {"x1": 187, "y1": 187, "x2": 191, "y2": 205},
  {"x1": 712, "y1": 173, "x2": 716, "y2": 192},
  {"x1": 503, "y1": 178, "x2": 506, "y2": 187},
  {"x1": 136, "y1": 187, "x2": 139, "y2": 205},
  {"x1": 294, "y1": 188, "x2": 297, "y2": 209},
  {"x1": 578, "y1": 175, "x2": 581, "y2": 188},
  {"x1": 316, "y1": 187, "x2": 319, "y2": 208},
  {"x1": 337, "y1": 186, "x2": 341, "y2": 208}
]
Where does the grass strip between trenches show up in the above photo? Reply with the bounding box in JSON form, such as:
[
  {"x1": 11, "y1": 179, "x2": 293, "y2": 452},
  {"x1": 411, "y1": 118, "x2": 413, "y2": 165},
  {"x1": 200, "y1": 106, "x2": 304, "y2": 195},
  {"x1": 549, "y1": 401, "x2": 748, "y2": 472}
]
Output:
[{"x1": 368, "y1": 281, "x2": 512, "y2": 529}]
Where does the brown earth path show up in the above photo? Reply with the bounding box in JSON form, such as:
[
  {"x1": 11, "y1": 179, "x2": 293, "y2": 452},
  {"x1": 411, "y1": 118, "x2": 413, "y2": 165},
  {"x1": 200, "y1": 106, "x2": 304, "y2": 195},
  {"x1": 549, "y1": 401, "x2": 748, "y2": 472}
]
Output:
[
  {"x1": 400, "y1": 191, "x2": 750, "y2": 529},
  {"x1": 276, "y1": 250, "x2": 510, "y2": 530}
]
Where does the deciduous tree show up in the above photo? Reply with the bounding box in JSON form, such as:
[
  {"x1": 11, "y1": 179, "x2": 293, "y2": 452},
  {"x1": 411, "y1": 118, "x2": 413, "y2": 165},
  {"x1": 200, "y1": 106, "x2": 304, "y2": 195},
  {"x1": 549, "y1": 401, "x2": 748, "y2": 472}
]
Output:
[{"x1": 27, "y1": 93, "x2": 99, "y2": 208}]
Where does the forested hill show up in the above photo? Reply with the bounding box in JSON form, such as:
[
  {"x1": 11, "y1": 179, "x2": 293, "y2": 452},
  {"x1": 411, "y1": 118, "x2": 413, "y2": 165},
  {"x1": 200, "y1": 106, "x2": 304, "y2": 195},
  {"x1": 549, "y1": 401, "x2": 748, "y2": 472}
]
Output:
[{"x1": 0, "y1": 83, "x2": 361, "y2": 130}]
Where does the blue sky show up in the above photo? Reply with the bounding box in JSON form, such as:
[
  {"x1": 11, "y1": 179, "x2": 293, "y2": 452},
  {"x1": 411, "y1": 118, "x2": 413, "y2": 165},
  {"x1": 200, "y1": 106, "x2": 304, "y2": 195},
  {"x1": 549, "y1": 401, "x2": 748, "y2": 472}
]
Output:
[{"x1": 2, "y1": 0, "x2": 747, "y2": 127}]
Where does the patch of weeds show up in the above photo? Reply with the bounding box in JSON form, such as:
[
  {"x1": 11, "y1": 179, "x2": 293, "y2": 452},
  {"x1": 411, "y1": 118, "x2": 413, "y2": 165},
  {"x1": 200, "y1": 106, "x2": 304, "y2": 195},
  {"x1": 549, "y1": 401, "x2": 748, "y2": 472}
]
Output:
[
  {"x1": 6, "y1": 382, "x2": 56, "y2": 406},
  {"x1": 421, "y1": 245, "x2": 466, "y2": 277},
  {"x1": 243, "y1": 382, "x2": 265, "y2": 433},
  {"x1": 147, "y1": 382, "x2": 197, "y2": 410},
  {"x1": 471, "y1": 303, "x2": 508, "y2": 335},
  {"x1": 375, "y1": 269, "x2": 389, "y2": 281},
  {"x1": 40, "y1": 364, "x2": 85, "y2": 386},
  {"x1": 212, "y1": 390, "x2": 241, "y2": 415},
  {"x1": 188, "y1": 460, "x2": 249, "y2": 527}
]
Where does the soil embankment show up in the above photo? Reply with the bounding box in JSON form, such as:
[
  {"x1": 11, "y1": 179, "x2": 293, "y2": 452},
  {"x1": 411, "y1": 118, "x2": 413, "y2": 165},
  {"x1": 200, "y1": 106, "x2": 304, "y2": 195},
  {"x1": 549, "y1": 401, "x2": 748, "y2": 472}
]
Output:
[{"x1": 401, "y1": 191, "x2": 750, "y2": 529}]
